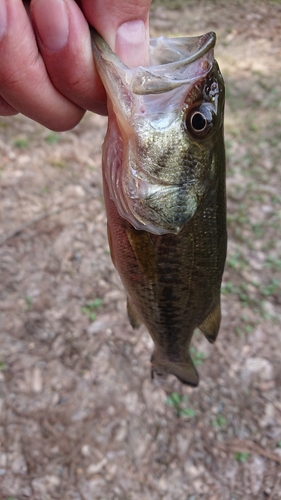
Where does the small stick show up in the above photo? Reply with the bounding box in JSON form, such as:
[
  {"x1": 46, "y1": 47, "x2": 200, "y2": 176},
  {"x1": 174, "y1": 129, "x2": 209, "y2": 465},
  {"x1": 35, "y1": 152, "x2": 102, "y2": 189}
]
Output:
[
  {"x1": 268, "y1": 475, "x2": 281, "y2": 500},
  {"x1": 219, "y1": 439, "x2": 281, "y2": 465}
]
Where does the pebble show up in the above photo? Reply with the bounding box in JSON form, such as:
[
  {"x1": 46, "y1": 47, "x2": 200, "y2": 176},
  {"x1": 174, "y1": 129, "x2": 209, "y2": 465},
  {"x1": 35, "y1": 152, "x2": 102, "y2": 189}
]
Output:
[
  {"x1": 250, "y1": 455, "x2": 265, "y2": 494},
  {"x1": 142, "y1": 379, "x2": 166, "y2": 413},
  {"x1": 259, "y1": 402, "x2": 275, "y2": 428},
  {"x1": 0, "y1": 453, "x2": 7, "y2": 467},
  {"x1": 81, "y1": 444, "x2": 91, "y2": 457},
  {"x1": 87, "y1": 314, "x2": 113, "y2": 334},
  {"x1": 11, "y1": 454, "x2": 27, "y2": 474},
  {"x1": 87, "y1": 458, "x2": 107, "y2": 475},
  {"x1": 31, "y1": 366, "x2": 43, "y2": 393},
  {"x1": 124, "y1": 391, "x2": 139, "y2": 413},
  {"x1": 46, "y1": 475, "x2": 61, "y2": 487},
  {"x1": 244, "y1": 357, "x2": 273, "y2": 381},
  {"x1": 64, "y1": 185, "x2": 85, "y2": 199},
  {"x1": 114, "y1": 420, "x2": 128, "y2": 442},
  {"x1": 176, "y1": 434, "x2": 193, "y2": 457}
]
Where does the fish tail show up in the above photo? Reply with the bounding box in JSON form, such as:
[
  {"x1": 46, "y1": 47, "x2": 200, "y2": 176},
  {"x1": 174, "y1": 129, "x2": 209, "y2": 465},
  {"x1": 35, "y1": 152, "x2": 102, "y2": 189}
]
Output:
[{"x1": 151, "y1": 350, "x2": 199, "y2": 387}]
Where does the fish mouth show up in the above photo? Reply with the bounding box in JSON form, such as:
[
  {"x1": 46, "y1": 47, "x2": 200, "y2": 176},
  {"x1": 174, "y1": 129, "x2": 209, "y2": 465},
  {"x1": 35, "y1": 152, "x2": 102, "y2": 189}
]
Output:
[
  {"x1": 131, "y1": 32, "x2": 216, "y2": 95},
  {"x1": 91, "y1": 28, "x2": 216, "y2": 97},
  {"x1": 149, "y1": 32, "x2": 216, "y2": 66}
]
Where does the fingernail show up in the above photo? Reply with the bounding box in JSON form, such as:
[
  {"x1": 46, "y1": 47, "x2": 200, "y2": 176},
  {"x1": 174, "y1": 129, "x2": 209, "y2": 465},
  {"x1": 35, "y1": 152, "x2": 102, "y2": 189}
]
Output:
[
  {"x1": 33, "y1": 0, "x2": 69, "y2": 51},
  {"x1": 0, "y1": 0, "x2": 7, "y2": 39},
  {"x1": 116, "y1": 20, "x2": 149, "y2": 67}
]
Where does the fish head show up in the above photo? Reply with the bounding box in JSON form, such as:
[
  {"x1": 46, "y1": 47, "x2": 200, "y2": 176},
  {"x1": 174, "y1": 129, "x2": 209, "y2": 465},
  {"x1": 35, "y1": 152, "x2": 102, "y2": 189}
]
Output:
[{"x1": 92, "y1": 30, "x2": 225, "y2": 235}]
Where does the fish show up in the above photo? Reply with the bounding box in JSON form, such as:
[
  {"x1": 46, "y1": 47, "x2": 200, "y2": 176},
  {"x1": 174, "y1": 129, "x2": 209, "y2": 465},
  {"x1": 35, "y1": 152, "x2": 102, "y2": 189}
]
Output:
[{"x1": 91, "y1": 28, "x2": 227, "y2": 386}]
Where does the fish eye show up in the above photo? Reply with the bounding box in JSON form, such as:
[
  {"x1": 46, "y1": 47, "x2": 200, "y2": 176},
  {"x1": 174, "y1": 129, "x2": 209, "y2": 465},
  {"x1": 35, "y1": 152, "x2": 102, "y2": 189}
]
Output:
[
  {"x1": 190, "y1": 111, "x2": 207, "y2": 132},
  {"x1": 185, "y1": 104, "x2": 214, "y2": 139}
]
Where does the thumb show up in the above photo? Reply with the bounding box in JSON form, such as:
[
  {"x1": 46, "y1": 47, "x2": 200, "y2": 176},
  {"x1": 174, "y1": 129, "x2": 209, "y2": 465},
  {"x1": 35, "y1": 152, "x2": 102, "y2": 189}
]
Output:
[
  {"x1": 115, "y1": 19, "x2": 150, "y2": 68},
  {"x1": 81, "y1": 0, "x2": 151, "y2": 67}
]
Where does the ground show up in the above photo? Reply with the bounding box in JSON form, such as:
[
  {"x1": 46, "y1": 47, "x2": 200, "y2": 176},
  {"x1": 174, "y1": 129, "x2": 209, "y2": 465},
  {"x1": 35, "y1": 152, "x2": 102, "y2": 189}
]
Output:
[{"x1": 0, "y1": 1, "x2": 281, "y2": 499}]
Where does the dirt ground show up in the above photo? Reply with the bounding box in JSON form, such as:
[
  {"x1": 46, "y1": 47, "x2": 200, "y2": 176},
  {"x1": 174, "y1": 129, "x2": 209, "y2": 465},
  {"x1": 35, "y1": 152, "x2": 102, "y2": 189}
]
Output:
[{"x1": 1, "y1": 1, "x2": 281, "y2": 499}]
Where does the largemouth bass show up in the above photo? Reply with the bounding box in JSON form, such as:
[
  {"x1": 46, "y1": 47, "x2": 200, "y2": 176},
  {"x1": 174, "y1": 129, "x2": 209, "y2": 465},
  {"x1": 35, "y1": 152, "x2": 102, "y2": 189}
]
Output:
[{"x1": 92, "y1": 29, "x2": 227, "y2": 386}]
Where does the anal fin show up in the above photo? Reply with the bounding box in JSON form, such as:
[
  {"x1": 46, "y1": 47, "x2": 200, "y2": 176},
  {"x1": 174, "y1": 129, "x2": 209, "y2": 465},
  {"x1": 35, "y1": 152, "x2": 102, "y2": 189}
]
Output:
[{"x1": 199, "y1": 300, "x2": 221, "y2": 344}]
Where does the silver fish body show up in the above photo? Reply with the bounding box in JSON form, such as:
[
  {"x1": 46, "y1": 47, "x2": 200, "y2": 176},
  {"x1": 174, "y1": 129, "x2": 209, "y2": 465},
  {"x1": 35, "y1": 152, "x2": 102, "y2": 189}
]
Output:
[{"x1": 92, "y1": 29, "x2": 227, "y2": 386}]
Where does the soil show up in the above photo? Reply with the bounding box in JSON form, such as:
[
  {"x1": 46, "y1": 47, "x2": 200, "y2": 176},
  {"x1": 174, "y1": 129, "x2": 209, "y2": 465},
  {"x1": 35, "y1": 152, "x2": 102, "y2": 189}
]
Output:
[{"x1": 1, "y1": 1, "x2": 281, "y2": 499}]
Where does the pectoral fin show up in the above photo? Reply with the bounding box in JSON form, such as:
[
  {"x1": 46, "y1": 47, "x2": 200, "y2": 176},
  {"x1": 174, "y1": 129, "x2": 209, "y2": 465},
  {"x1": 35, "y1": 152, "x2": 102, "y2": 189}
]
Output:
[
  {"x1": 107, "y1": 222, "x2": 116, "y2": 267},
  {"x1": 127, "y1": 296, "x2": 142, "y2": 329},
  {"x1": 199, "y1": 300, "x2": 221, "y2": 343},
  {"x1": 126, "y1": 227, "x2": 157, "y2": 280}
]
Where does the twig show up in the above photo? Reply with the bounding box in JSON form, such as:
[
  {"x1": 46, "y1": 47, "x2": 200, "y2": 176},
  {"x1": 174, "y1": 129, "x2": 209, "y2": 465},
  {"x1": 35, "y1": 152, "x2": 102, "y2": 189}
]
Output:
[
  {"x1": 42, "y1": 418, "x2": 62, "y2": 440},
  {"x1": 219, "y1": 439, "x2": 281, "y2": 465},
  {"x1": 76, "y1": 484, "x2": 88, "y2": 500},
  {"x1": 0, "y1": 195, "x2": 92, "y2": 246},
  {"x1": 268, "y1": 475, "x2": 281, "y2": 500}
]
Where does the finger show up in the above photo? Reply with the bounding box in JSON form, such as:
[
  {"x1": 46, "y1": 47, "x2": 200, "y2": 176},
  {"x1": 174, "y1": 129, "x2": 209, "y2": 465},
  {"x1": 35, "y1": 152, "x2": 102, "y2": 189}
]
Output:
[
  {"x1": 31, "y1": 0, "x2": 107, "y2": 116},
  {"x1": 0, "y1": 0, "x2": 85, "y2": 130},
  {"x1": 81, "y1": 0, "x2": 152, "y2": 67},
  {"x1": 0, "y1": 96, "x2": 19, "y2": 116}
]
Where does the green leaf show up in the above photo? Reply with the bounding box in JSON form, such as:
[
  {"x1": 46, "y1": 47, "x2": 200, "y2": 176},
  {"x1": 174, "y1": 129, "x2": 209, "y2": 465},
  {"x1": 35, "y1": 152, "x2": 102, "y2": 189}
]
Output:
[
  {"x1": 166, "y1": 397, "x2": 175, "y2": 407},
  {"x1": 180, "y1": 408, "x2": 196, "y2": 418},
  {"x1": 89, "y1": 298, "x2": 103, "y2": 308},
  {"x1": 171, "y1": 392, "x2": 181, "y2": 405},
  {"x1": 45, "y1": 132, "x2": 59, "y2": 144},
  {"x1": 14, "y1": 137, "x2": 29, "y2": 148},
  {"x1": 234, "y1": 452, "x2": 250, "y2": 463},
  {"x1": 212, "y1": 414, "x2": 227, "y2": 427},
  {"x1": 25, "y1": 295, "x2": 33, "y2": 309},
  {"x1": 0, "y1": 361, "x2": 7, "y2": 371}
]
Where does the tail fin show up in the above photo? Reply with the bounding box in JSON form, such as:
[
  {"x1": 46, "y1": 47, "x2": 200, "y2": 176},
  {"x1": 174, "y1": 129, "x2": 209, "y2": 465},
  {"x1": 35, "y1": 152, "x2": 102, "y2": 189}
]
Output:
[{"x1": 151, "y1": 351, "x2": 199, "y2": 387}]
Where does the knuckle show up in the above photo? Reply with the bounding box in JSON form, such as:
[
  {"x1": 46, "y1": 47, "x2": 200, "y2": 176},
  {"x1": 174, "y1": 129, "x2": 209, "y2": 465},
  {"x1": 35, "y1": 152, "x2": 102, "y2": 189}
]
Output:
[{"x1": 0, "y1": 49, "x2": 40, "y2": 91}]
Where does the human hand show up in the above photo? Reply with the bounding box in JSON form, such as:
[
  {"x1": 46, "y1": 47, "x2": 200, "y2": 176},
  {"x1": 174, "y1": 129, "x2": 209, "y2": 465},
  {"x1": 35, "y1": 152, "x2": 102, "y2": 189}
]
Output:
[{"x1": 0, "y1": 0, "x2": 151, "y2": 130}]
